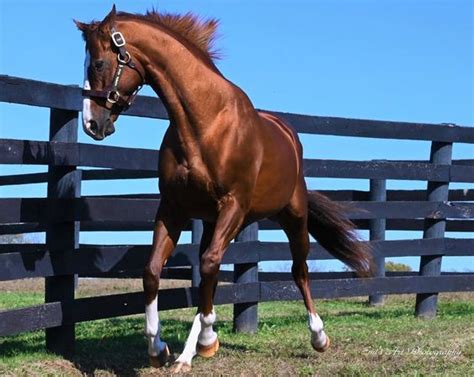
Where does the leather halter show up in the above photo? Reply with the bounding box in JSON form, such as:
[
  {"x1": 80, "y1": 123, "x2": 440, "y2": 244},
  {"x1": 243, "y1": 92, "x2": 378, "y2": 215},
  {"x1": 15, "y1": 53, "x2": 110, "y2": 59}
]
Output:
[{"x1": 82, "y1": 27, "x2": 145, "y2": 111}]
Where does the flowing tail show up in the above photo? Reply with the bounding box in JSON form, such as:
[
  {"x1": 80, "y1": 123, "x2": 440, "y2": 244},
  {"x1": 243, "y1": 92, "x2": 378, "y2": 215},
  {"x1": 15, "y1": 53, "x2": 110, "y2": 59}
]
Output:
[{"x1": 307, "y1": 191, "x2": 374, "y2": 277}]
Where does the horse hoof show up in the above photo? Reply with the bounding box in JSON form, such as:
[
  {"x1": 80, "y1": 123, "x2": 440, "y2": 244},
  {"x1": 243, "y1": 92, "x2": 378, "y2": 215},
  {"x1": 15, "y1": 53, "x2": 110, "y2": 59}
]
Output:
[
  {"x1": 312, "y1": 335, "x2": 330, "y2": 353},
  {"x1": 171, "y1": 361, "x2": 192, "y2": 374},
  {"x1": 196, "y1": 338, "x2": 219, "y2": 358},
  {"x1": 149, "y1": 345, "x2": 171, "y2": 368}
]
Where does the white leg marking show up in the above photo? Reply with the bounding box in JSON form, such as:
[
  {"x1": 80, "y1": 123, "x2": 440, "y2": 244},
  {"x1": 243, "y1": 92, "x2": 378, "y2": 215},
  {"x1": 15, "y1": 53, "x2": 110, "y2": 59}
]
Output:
[
  {"x1": 82, "y1": 49, "x2": 93, "y2": 132},
  {"x1": 308, "y1": 312, "x2": 328, "y2": 349},
  {"x1": 145, "y1": 296, "x2": 167, "y2": 356},
  {"x1": 174, "y1": 314, "x2": 201, "y2": 366},
  {"x1": 198, "y1": 309, "x2": 217, "y2": 346}
]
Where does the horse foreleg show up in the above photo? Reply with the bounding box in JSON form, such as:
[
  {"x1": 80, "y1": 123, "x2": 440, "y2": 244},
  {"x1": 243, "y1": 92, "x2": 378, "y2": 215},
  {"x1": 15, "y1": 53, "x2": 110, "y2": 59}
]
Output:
[
  {"x1": 172, "y1": 222, "x2": 215, "y2": 373},
  {"x1": 144, "y1": 211, "x2": 184, "y2": 367}
]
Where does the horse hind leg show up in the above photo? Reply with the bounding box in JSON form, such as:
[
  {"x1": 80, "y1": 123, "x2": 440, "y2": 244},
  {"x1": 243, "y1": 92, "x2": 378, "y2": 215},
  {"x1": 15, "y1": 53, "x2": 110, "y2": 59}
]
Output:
[{"x1": 276, "y1": 202, "x2": 330, "y2": 353}]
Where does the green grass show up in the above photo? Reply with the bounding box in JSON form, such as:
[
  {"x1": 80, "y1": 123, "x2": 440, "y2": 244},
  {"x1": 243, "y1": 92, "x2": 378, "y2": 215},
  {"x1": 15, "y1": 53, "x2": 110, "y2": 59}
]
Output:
[
  {"x1": 0, "y1": 292, "x2": 44, "y2": 310},
  {"x1": 1, "y1": 292, "x2": 473, "y2": 376}
]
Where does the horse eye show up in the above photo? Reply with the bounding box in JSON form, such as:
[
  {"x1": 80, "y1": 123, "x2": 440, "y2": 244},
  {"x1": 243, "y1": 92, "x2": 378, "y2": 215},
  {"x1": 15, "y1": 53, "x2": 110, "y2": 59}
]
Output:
[{"x1": 93, "y1": 60, "x2": 105, "y2": 71}]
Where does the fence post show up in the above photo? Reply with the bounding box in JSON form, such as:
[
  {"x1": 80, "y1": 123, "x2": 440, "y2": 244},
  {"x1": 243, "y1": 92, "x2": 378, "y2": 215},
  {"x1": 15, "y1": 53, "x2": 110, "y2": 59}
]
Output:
[
  {"x1": 233, "y1": 222, "x2": 259, "y2": 333},
  {"x1": 369, "y1": 178, "x2": 386, "y2": 306},
  {"x1": 45, "y1": 108, "x2": 80, "y2": 357},
  {"x1": 415, "y1": 141, "x2": 452, "y2": 318},
  {"x1": 191, "y1": 219, "x2": 203, "y2": 287}
]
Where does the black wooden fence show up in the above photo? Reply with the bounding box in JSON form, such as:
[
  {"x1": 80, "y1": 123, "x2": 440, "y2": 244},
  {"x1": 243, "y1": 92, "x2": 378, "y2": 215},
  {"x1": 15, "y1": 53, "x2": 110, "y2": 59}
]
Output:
[{"x1": 1, "y1": 75, "x2": 473, "y2": 357}]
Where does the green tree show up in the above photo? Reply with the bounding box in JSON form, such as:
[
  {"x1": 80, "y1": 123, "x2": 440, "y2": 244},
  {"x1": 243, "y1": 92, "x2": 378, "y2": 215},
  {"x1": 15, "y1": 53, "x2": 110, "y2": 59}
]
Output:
[{"x1": 385, "y1": 261, "x2": 412, "y2": 272}]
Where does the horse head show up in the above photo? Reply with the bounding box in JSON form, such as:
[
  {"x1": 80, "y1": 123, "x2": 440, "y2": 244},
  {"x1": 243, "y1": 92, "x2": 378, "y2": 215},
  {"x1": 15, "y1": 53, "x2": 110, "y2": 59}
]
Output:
[{"x1": 75, "y1": 6, "x2": 145, "y2": 140}]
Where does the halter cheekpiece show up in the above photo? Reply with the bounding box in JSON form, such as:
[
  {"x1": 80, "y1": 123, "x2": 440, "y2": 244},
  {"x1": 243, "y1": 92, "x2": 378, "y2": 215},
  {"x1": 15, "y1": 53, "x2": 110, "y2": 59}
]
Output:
[{"x1": 82, "y1": 27, "x2": 145, "y2": 110}]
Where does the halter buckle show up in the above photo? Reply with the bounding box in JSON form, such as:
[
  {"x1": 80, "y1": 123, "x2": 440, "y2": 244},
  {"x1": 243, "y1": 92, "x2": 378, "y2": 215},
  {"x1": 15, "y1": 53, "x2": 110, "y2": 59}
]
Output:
[
  {"x1": 117, "y1": 51, "x2": 131, "y2": 64},
  {"x1": 111, "y1": 31, "x2": 126, "y2": 48},
  {"x1": 107, "y1": 90, "x2": 120, "y2": 104}
]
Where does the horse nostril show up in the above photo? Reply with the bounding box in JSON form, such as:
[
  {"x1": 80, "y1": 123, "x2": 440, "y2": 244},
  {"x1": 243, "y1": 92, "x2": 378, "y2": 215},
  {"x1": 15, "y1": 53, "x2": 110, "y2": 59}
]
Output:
[
  {"x1": 89, "y1": 120, "x2": 98, "y2": 134},
  {"x1": 105, "y1": 119, "x2": 115, "y2": 136}
]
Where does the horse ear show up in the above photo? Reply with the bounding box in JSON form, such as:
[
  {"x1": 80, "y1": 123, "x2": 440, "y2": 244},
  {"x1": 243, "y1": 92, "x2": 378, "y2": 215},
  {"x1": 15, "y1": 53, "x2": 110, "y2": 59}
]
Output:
[
  {"x1": 99, "y1": 4, "x2": 117, "y2": 34},
  {"x1": 74, "y1": 19, "x2": 89, "y2": 32}
]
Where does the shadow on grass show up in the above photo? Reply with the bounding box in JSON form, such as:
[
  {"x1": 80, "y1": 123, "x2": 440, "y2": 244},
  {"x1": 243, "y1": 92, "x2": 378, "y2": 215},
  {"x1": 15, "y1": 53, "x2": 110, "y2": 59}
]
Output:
[
  {"x1": 0, "y1": 318, "x2": 195, "y2": 377},
  {"x1": 73, "y1": 333, "x2": 148, "y2": 376},
  {"x1": 331, "y1": 308, "x2": 411, "y2": 319},
  {"x1": 72, "y1": 318, "x2": 259, "y2": 375},
  {"x1": 73, "y1": 318, "x2": 265, "y2": 375},
  {"x1": 218, "y1": 341, "x2": 250, "y2": 352},
  {"x1": 0, "y1": 332, "x2": 46, "y2": 357},
  {"x1": 1, "y1": 316, "x2": 286, "y2": 376},
  {"x1": 73, "y1": 317, "x2": 199, "y2": 376}
]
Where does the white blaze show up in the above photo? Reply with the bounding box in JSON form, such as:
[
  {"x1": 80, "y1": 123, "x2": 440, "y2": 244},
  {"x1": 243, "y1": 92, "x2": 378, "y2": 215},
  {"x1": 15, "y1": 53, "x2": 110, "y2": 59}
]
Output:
[{"x1": 82, "y1": 49, "x2": 93, "y2": 130}]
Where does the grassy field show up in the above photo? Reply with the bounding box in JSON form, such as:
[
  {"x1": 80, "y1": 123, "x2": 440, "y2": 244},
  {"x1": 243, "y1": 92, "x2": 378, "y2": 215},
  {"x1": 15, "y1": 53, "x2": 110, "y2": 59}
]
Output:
[{"x1": 0, "y1": 279, "x2": 473, "y2": 376}]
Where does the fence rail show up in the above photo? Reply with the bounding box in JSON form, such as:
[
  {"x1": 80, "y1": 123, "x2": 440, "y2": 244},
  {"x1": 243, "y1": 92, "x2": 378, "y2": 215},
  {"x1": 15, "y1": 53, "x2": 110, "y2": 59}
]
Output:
[
  {"x1": 2, "y1": 75, "x2": 474, "y2": 142},
  {"x1": 0, "y1": 75, "x2": 473, "y2": 357},
  {"x1": 1, "y1": 238, "x2": 473, "y2": 282}
]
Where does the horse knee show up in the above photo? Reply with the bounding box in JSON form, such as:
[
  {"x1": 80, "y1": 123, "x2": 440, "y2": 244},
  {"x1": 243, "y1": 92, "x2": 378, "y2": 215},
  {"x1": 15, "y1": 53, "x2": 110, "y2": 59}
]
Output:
[{"x1": 200, "y1": 251, "x2": 220, "y2": 278}]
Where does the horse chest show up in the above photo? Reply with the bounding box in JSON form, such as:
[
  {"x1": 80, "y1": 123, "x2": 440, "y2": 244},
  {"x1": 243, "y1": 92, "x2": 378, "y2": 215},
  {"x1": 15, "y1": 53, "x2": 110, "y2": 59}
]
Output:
[
  {"x1": 166, "y1": 165, "x2": 206, "y2": 190},
  {"x1": 161, "y1": 162, "x2": 219, "y2": 213}
]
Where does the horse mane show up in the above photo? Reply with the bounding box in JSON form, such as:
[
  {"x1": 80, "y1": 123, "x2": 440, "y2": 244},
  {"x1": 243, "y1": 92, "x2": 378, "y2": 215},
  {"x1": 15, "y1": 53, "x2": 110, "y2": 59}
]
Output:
[{"x1": 117, "y1": 10, "x2": 221, "y2": 62}]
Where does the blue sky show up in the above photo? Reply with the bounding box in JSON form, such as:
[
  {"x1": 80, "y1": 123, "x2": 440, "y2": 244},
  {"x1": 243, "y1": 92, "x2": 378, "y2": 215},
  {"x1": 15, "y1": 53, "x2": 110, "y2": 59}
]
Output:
[{"x1": 0, "y1": 0, "x2": 472, "y2": 272}]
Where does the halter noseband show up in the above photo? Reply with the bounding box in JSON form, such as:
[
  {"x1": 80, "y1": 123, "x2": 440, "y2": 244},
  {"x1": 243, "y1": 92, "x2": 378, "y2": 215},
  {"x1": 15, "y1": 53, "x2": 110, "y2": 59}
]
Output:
[{"x1": 82, "y1": 27, "x2": 145, "y2": 111}]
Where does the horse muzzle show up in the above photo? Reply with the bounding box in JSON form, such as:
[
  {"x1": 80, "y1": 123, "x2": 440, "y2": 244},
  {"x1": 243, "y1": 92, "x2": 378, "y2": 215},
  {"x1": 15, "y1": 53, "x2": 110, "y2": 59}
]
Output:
[{"x1": 84, "y1": 118, "x2": 115, "y2": 141}]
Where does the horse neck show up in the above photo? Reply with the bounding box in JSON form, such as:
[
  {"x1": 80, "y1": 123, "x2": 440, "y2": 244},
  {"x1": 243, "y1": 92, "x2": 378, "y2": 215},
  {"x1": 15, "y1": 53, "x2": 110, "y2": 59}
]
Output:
[{"x1": 123, "y1": 21, "x2": 231, "y2": 141}]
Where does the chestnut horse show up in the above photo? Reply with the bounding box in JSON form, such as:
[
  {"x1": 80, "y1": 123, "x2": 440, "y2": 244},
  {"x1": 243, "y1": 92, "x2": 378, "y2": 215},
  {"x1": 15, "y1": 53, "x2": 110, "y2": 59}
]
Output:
[{"x1": 75, "y1": 6, "x2": 372, "y2": 372}]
